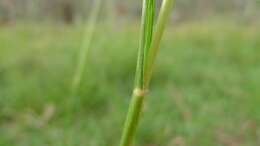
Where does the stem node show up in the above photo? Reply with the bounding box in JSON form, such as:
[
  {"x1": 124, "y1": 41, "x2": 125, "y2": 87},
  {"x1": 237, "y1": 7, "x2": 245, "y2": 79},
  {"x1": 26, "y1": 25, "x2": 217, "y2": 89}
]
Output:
[{"x1": 133, "y1": 88, "x2": 146, "y2": 97}]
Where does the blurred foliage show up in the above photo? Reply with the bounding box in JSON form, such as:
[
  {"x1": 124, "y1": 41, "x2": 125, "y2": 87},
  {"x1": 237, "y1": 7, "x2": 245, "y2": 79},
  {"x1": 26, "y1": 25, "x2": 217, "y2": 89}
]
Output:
[
  {"x1": 0, "y1": 0, "x2": 260, "y2": 23},
  {"x1": 0, "y1": 20, "x2": 259, "y2": 145}
]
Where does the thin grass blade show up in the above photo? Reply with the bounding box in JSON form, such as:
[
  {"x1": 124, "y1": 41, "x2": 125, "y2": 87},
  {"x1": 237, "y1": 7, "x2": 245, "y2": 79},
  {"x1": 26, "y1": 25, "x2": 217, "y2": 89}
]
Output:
[
  {"x1": 135, "y1": 0, "x2": 155, "y2": 90},
  {"x1": 144, "y1": 0, "x2": 174, "y2": 87},
  {"x1": 71, "y1": 0, "x2": 102, "y2": 96}
]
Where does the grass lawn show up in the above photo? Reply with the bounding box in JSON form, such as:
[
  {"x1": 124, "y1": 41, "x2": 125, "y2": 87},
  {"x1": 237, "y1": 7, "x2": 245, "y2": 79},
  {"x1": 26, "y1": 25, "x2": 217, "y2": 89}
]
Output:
[{"x1": 0, "y1": 21, "x2": 260, "y2": 146}]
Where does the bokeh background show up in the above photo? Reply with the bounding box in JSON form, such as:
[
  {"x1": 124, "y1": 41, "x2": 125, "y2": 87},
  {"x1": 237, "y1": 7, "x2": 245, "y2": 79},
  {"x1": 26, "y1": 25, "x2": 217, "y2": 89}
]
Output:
[{"x1": 0, "y1": 0, "x2": 260, "y2": 146}]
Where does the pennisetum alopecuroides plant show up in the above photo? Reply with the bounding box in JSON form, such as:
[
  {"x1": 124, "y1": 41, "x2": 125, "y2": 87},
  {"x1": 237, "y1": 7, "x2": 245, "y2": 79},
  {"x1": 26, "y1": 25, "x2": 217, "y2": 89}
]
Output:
[{"x1": 119, "y1": 0, "x2": 174, "y2": 146}]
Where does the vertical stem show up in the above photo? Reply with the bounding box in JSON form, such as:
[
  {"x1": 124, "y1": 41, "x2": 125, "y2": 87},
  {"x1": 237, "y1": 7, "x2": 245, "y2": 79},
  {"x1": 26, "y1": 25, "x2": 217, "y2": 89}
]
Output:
[
  {"x1": 119, "y1": 90, "x2": 145, "y2": 146},
  {"x1": 135, "y1": 0, "x2": 155, "y2": 89},
  {"x1": 119, "y1": 0, "x2": 155, "y2": 146},
  {"x1": 119, "y1": 0, "x2": 174, "y2": 145}
]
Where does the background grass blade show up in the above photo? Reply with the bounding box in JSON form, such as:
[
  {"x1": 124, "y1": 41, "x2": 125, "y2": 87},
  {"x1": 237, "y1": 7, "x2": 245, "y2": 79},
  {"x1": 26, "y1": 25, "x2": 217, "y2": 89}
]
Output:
[{"x1": 71, "y1": 0, "x2": 102, "y2": 96}]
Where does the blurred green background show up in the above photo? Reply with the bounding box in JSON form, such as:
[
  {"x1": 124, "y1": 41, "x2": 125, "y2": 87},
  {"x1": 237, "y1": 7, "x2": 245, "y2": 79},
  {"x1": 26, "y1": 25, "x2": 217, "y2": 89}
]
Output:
[{"x1": 0, "y1": 0, "x2": 260, "y2": 146}]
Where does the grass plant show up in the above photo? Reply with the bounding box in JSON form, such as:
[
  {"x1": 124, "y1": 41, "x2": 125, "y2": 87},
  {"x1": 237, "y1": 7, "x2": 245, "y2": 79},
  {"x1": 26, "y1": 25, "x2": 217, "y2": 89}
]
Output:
[
  {"x1": 0, "y1": 21, "x2": 259, "y2": 146},
  {"x1": 119, "y1": 0, "x2": 174, "y2": 146}
]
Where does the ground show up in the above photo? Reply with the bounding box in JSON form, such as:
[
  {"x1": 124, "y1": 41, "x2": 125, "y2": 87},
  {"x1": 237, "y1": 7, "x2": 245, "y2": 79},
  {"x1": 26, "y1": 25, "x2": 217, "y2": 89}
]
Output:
[{"x1": 0, "y1": 20, "x2": 260, "y2": 146}]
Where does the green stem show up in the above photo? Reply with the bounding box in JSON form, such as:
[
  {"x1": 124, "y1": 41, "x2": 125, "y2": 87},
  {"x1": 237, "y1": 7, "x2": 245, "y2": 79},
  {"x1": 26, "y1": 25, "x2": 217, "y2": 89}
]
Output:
[
  {"x1": 145, "y1": 0, "x2": 174, "y2": 88},
  {"x1": 119, "y1": 90, "x2": 145, "y2": 146},
  {"x1": 119, "y1": 0, "x2": 174, "y2": 146},
  {"x1": 119, "y1": 0, "x2": 155, "y2": 146},
  {"x1": 135, "y1": 0, "x2": 155, "y2": 89}
]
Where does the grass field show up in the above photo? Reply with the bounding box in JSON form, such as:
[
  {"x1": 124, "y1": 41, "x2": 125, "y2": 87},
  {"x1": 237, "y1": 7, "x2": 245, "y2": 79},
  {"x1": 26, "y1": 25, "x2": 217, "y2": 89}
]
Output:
[{"x1": 0, "y1": 21, "x2": 260, "y2": 146}]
